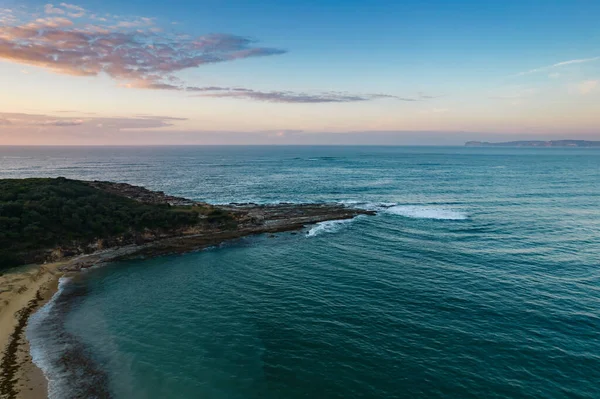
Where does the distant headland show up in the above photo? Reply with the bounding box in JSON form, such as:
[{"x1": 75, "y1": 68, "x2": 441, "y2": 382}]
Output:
[{"x1": 465, "y1": 140, "x2": 600, "y2": 147}]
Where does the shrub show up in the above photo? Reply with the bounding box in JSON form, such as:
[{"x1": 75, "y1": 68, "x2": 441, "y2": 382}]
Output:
[{"x1": 0, "y1": 178, "x2": 203, "y2": 269}]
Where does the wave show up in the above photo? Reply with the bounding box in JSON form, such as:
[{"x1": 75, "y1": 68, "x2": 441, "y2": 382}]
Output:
[
  {"x1": 342, "y1": 201, "x2": 468, "y2": 220},
  {"x1": 27, "y1": 277, "x2": 71, "y2": 399},
  {"x1": 306, "y1": 217, "x2": 361, "y2": 237},
  {"x1": 26, "y1": 277, "x2": 112, "y2": 399},
  {"x1": 383, "y1": 205, "x2": 467, "y2": 220},
  {"x1": 200, "y1": 199, "x2": 468, "y2": 221}
]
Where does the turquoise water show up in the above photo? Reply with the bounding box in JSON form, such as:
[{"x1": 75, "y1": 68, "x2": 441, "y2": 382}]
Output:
[{"x1": 2, "y1": 146, "x2": 599, "y2": 398}]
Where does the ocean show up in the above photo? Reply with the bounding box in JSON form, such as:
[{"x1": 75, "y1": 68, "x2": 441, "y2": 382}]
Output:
[{"x1": 1, "y1": 146, "x2": 599, "y2": 398}]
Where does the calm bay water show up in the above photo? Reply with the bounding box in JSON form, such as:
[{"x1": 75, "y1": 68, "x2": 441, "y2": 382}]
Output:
[{"x1": 1, "y1": 146, "x2": 599, "y2": 398}]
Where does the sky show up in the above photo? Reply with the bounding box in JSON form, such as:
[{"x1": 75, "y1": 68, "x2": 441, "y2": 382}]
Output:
[{"x1": 0, "y1": 0, "x2": 599, "y2": 145}]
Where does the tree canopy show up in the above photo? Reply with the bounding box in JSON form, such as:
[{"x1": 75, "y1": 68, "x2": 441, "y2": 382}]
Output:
[{"x1": 0, "y1": 178, "x2": 200, "y2": 269}]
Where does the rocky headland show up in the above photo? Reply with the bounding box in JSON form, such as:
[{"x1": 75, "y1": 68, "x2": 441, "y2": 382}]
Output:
[{"x1": 0, "y1": 178, "x2": 374, "y2": 399}]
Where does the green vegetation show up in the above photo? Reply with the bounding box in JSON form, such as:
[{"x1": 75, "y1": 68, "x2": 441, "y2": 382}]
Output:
[
  {"x1": 204, "y1": 208, "x2": 236, "y2": 225},
  {"x1": 171, "y1": 205, "x2": 235, "y2": 225},
  {"x1": 0, "y1": 178, "x2": 202, "y2": 268}
]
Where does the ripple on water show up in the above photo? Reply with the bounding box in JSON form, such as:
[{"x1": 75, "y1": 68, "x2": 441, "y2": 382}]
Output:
[{"x1": 12, "y1": 146, "x2": 600, "y2": 399}]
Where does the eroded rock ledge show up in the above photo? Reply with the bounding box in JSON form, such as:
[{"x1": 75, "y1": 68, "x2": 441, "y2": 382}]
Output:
[
  {"x1": 0, "y1": 178, "x2": 373, "y2": 269},
  {"x1": 57, "y1": 181, "x2": 375, "y2": 271},
  {"x1": 87, "y1": 181, "x2": 201, "y2": 206}
]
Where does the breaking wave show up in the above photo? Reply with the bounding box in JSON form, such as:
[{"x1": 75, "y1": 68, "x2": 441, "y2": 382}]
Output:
[
  {"x1": 383, "y1": 205, "x2": 467, "y2": 220},
  {"x1": 306, "y1": 217, "x2": 360, "y2": 237},
  {"x1": 342, "y1": 201, "x2": 468, "y2": 220},
  {"x1": 27, "y1": 277, "x2": 71, "y2": 399},
  {"x1": 26, "y1": 277, "x2": 112, "y2": 399}
]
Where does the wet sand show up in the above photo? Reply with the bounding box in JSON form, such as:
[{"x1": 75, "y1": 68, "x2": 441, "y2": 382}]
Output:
[{"x1": 0, "y1": 264, "x2": 61, "y2": 399}]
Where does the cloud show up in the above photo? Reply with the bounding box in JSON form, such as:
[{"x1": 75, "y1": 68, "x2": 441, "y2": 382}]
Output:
[
  {"x1": 0, "y1": 4, "x2": 435, "y2": 104},
  {"x1": 577, "y1": 80, "x2": 598, "y2": 94},
  {"x1": 135, "y1": 114, "x2": 187, "y2": 121},
  {"x1": 115, "y1": 17, "x2": 155, "y2": 28},
  {"x1": 44, "y1": 4, "x2": 65, "y2": 15},
  {"x1": 186, "y1": 86, "x2": 233, "y2": 92},
  {"x1": 517, "y1": 56, "x2": 600, "y2": 76},
  {"x1": 188, "y1": 87, "x2": 427, "y2": 103},
  {"x1": 60, "y1": 3, "x2": 84, "y2": 10},
  {"x1": 0, "y1": 4, "x2": 440, "y2": 104},
  {"x1": 418, "y1": 93, "x2": 444, "y2": 99},
  {"x1": 0, "y1": 7, "x2": 286, "y2": 90},
  {"x1": 200, "y1": 90, "x2": 371, "y2": 103},
  {"x1": 121, "y1": 80, "x2": 182, "y2": 91},
  {"x1": 553, "y1": 58, "x2": 600, "y2": 67},
  {"x1": 42, "y1": 119, "x2": 84, "y2": 126},
  {"x1": 59, "y1": 3, "x2": 86, "y2": 17},
  {"x1": 0, "y1": 112, "x2": 186, "y2": 130}
]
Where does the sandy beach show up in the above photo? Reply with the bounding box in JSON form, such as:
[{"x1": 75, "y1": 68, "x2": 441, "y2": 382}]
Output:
[
  {"x1": 0, "y1": 247, "x2": 168, "y2": 399},
  {"x1": 0, "y1": 263, "x2": 63, "y2": 399}
]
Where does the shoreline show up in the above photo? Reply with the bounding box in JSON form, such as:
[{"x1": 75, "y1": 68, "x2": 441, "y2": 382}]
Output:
[
  {"x1": 0, "y1": 203, "x2": 374, "y2": 398},
  {"x1": 0, "y1": 264, "x2": 61, "y2": 399}
]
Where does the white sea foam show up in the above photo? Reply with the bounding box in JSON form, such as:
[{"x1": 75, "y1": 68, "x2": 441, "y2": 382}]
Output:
[
  {"x1": 26, "y1": 277, "x2": 71, "y2": 399},
  {"x1": 341, "y1": 201, "x2": 468, "y2": 220},
  {"x1": 382, "y1": 205, "x2": 467, "y2": 220},
  {"x1": 306, "y1": 217, "x2": 360, "y2": 237}
]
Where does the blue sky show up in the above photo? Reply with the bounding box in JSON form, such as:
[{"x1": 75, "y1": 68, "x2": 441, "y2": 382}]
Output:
[
  {"x1": 0, "y1": 0, "x2": 599, "y2": 144},
  {"x1": 84, "y1": 0, "x2": 600, "y2": 84}
]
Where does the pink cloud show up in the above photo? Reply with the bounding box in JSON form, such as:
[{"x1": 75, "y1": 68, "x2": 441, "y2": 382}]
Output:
[
  {"x1": 121, "y1": 80, "x2": 182, "y2": 90},
  {"x1": 0, "y1": 4, "x2": 428, "y2": 104},
  {"x1": 0, "y1": 112, "x2": 186, "y2": 129},
  {"x1": 44, "y1": 4, "x2": 66, "y2": 15},
  {"x1": 0, "y1": 6, "x2": 286, "y2": 89}
]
